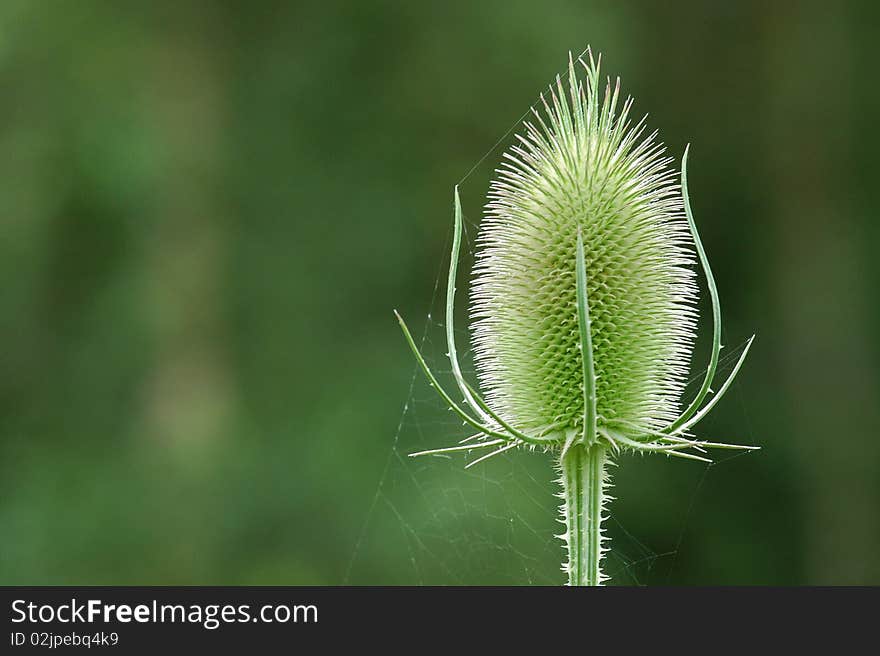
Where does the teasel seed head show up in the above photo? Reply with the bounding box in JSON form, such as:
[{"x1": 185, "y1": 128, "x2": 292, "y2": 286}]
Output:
[{"x1": 469, "y1": 52, "x2": 699, "y2": 443}]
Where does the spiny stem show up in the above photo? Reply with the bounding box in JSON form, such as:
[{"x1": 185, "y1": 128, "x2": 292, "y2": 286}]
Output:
[{"x1": 560, "y1": 443, "x2": 608, "y2": 586}]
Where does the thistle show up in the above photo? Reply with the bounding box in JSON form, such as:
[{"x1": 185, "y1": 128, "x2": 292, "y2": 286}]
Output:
[{"x1": 396, "y1": 49, "x2": 756, "y2": 585}]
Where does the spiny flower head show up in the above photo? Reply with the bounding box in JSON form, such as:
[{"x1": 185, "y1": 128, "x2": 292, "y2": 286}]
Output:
[{"x1": 469, "y1": 52, "x2": 698, "y2": 442}]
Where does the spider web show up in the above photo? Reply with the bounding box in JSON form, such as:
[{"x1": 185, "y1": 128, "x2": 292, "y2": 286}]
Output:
[{"x1": 344, "y1": 55, "x2": 757, "y2": 585}]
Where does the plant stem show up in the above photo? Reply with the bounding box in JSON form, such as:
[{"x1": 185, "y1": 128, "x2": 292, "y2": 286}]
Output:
[{"x1": 560, "y1": 443, "x2": 607, "y2": 586}]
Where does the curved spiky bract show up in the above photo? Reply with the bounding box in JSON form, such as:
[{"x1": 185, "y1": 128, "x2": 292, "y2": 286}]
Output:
[{"x1": 470, "y1": 54, "x2": 698, "y2": 441}]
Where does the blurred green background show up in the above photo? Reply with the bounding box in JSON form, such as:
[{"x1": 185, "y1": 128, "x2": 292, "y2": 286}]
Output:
[{"x1": 2, "y1": 0, "x2": 879, "y2": 585}]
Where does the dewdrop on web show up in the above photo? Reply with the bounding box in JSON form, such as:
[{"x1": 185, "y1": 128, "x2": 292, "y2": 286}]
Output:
[{"x1": 395, "y1": 47, "x2": 757, "y2": 586}]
